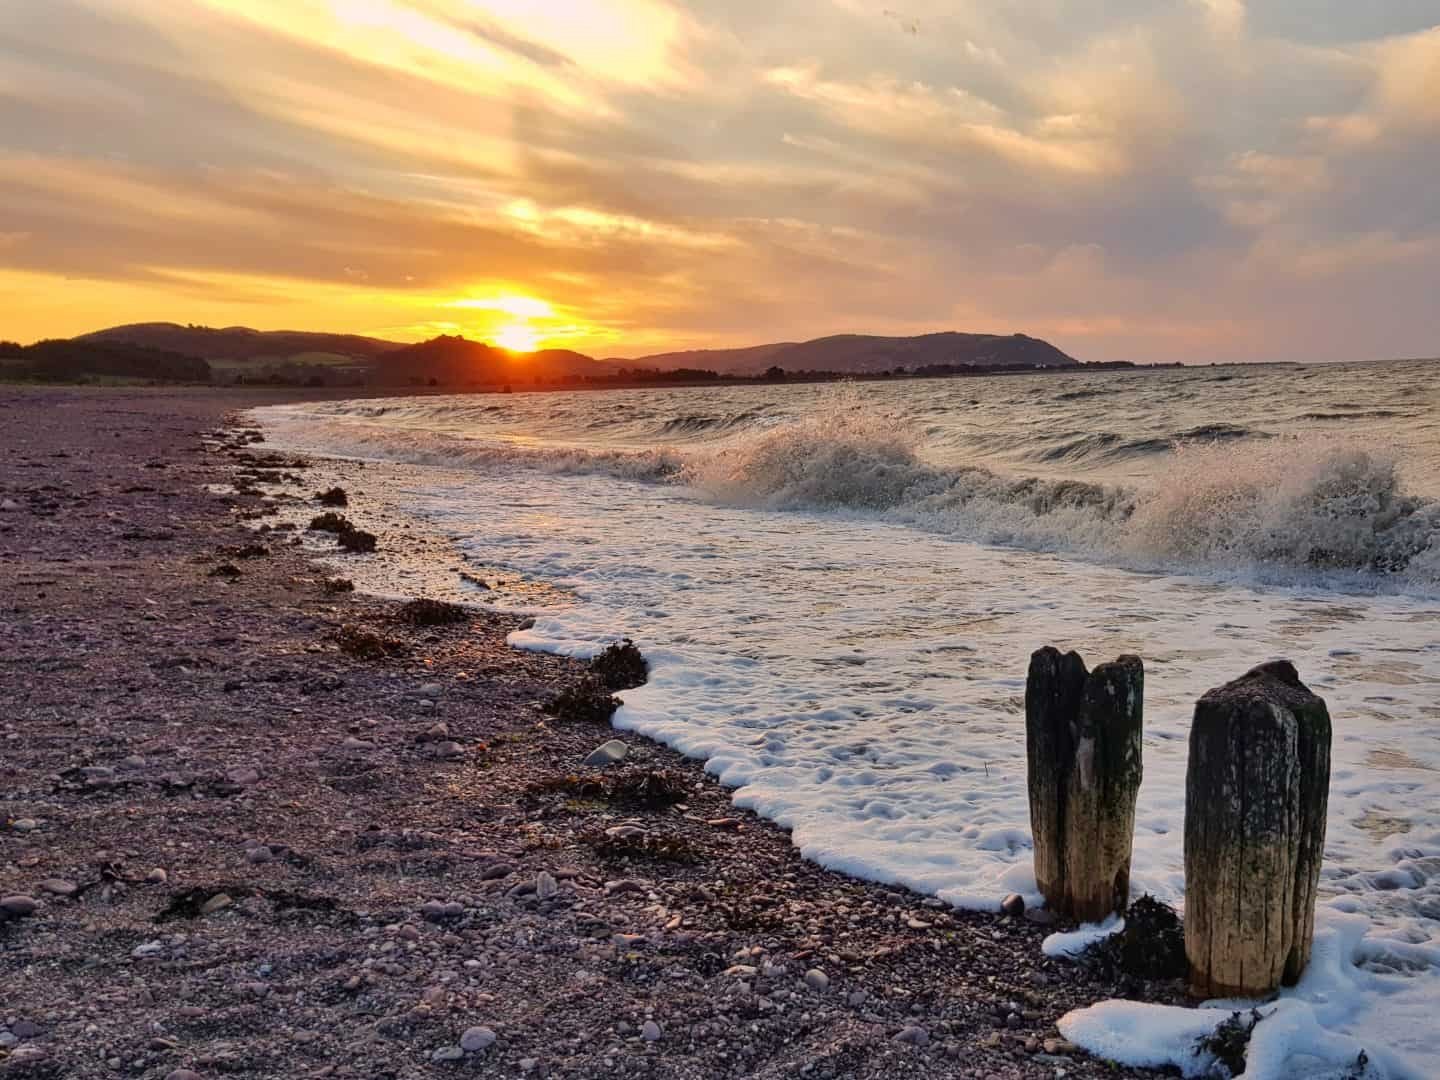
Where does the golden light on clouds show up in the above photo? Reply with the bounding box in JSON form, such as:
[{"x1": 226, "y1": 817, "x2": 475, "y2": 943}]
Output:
[{"x1": 3, "y1": 1, "x2": 1440, "y2": 362}]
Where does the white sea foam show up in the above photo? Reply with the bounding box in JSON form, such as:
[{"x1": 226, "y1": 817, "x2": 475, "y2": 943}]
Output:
[{"x1": 255, "y1": 365, "x2": 1440, "y2": 1078}]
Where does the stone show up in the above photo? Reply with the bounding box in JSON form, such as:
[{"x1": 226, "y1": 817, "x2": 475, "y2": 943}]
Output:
[
  {"x1": 0, "y1": 498, "x2": 21, "y2": 511},
  {"x1": 480, "y1": 863, "x2": 515, "y2": 881},
  {"x1": 434, "y1": 740, "x2": 465, "y2": 760},
  {"x1": 460, "y1": 1026, "x2": 497, "y2": 1053},
  {"x1": 0, "y1": 895, "x2": 40, "y2": 917},
  {"x1": 895, "y1": 1025, "x2": 930, "y2": 1046},
  {"x1": 535, "y1": 872, "x2": 558, "y2": 901},
  {"x1": 246, "y1": 846, "x2": 274, "y2": 865},
  {"x1": 583, "y1": 739, "x2": 629, "y2": 767},
  {"x1": 38, "y1": 879, "x2": 77, "y2": 897},
  {"x1": 10, "y1": 1021, "x2": 42, "y2": 1039},
  {"x1": 146, "y1": 868, "x2": 169, "y2": 885},
  {"x1": 430, "y1": 1045, "x2": 464, "y2": 1063},
  {"x1": 803, "y1": 969, "x2": 830, "y2": 992},
  {"x1": 1000, "y1": 893, "x2": 1026, "y2": 917},
  {"x1": 200, "y1": 893, "x2": 233, "y2": 915},
  {"x1": 641, "y1": 1020, "x2": 662, "y2": 1042},
  {"x1": 10, "y1": 818, "x2": 40, "y2": 832},
  {"x1": 419, "y1": 682, "x2": 443, "y2": 698}
]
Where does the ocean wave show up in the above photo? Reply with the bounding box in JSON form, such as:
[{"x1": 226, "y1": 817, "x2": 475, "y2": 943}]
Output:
[{"x1": 257, "y1": 397, "x2": 1439, "y2": 586}]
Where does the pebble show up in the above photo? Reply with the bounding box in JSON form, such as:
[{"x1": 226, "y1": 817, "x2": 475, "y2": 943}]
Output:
[
  {"x1": 430, "y1": 1045, "x2": 464, "y2": 1063},
  {"x1": 0, "y1": 498, "x2": 21, "y2": 511},
  {"x1": 519, "y1": 1058, "x2": 538, "y2": 1073},
  {"x1": 0, "y1": 1033, "x2": 16, "y2": 1049},
  {"x1": 480, "y1": 863, "x2": 515, "y2": 881},
  {"x1": 582, "y1": 739, "x2": 628, "y2": 767},
  {"x1": 803, "y1": 969, "x2": 830, "y2": 992},
  {"x1": 0, "y1": 895, "x2": 40, "y2": 917},
  {"x1": 641, "y1": 1020, "x2": 662, "y2": 1042},
  {"x1": 9, "y1": 818, "x2": 40, "y2": 832},
  {"x1": 10, "y1": 1021, "x2": 42, "y2": 1039},
  {"x1": 165, "y1": 1069, "x2": 203, "y2": 1080},
  {"x1": 460, "y1": 1026, "x2": 497, "y2": 1053},
  {"x1": 200, "y1": 893, "x2": 232, "y2": 915},
  {"x1": 894, "y1": 1025, "x2": 930, "y2": 1046},
  {"x1": 535, "y1": 872, "x2": 558, "y2": 900},
  {"x1": 146, "y1": 868, "x2": 169, "y2": 885},
  {"x1": 1001, "y1": 893, "x2": 1026, "y2": 917},
  {"x1": 245, "y1": 846, "x2": 274, "y2": 865},
  {"x1": 419, "y1": 682, "x2": 443, "y2": 698},
  {"x1": 132, "y1": 940, "x2": 165, "y2": 958},
  {"x1": 433, "y1": 741, "x2": 465, "y2": 760}
]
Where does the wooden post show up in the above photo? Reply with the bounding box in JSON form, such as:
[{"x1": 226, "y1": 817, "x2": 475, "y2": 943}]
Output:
[
  {"x1": 1184, "y1": 660, "x2": 1331, "y2": 998},
  {"x1": 1025, "y1": 648, "x2": 1144, "y2": 922}
]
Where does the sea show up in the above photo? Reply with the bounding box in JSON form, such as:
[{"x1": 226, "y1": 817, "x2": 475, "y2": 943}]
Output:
[{"x1": 255, "y1": 358, "x2": 1440, "y2": 1079}]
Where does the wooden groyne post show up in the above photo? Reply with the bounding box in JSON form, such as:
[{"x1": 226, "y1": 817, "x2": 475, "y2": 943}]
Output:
[
  {"x1": 1025, "y1": 648, "x2": 1144, "y2": 922},
  {"x1": 1184, "y1": 660, "x2": 1331, "y2": 998}
]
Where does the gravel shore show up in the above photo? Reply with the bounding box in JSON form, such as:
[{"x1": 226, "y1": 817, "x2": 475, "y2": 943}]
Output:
[{"x1": 0, "y1": 387, "x2": 1173, "y2": 1079}]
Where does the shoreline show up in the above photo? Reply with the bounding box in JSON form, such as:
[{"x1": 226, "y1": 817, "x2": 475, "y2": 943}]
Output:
[{"x1": 1, "y1": 385, "x2": 1172, "y2": 1078}]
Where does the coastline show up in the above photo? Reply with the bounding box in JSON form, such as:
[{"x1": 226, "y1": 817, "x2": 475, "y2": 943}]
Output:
[{"x1": 0, "y1": 386, "x2": 1170, "y2": 1078}]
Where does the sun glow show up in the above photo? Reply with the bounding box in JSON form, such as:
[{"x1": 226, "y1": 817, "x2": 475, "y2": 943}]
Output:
[{"x1": 494, "y1": 321, "x2": 541, "y2": 352}]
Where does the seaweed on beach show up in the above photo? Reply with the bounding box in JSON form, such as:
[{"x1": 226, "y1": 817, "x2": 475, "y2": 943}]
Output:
[
  {"x1": 309, "y1": 512, "x2": 354, "y2": 534},
  {"x1": 337, "y1": 528, "x2": 377, "y2": 554},
  {"x1": 526, "y1": 767, "x2": 689, "y2": 809},
  {"x1": 1080, "y1": 894, "x2": 1186, "y2": 981},
  {"x1": 589, "y1": 638, "x2": 649, "y2": 691},
  {"x1": 315, "y1": 487, "x2": 349, "y2": 507},
  {"x1": 394, "y1": 598, "x2": 468, "y2": 626},
  {"x1": 545, "y1": 676, "x2": 621, "y2": 723},
  {"x1": 208, "y1": 563, "x2": 243, "y2": 579},
  {"x1": 1194, "y1": 1008, "x2": 1268, "y2": 1077},
  {"x1": 335, "y1": 624, "x2": 406, "y2": 660},
  {"x1": 321, "y1": 577, "x2": 355, "y2": 594},
  {"x1": 582, "y1": 826, "x2": 700, "y2": 864}
]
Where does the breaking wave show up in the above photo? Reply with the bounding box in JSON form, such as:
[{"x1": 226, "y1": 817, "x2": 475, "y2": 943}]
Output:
[{"x1": 258, "y1": 394, "x2": 1440, "y2": 587}]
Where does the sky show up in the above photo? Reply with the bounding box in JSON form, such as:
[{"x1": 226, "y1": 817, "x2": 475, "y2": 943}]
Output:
[{"x1": 1, "y1": 1, "x2": 1438, "y2": 363}]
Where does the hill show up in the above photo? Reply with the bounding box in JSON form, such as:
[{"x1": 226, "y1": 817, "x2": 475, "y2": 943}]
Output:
[
  {"x1": 77, "y1": 323, "x2": 401, "y2": 363},
  {"x1": 370, "y1": 335, "x2": 615, "y2": 386},
  {"x1": 0, "y1": 339, "x2": 210, "y2": 383},
  {"x1": 624, "y1": 332, "x2": 1077, "y2": 375}
]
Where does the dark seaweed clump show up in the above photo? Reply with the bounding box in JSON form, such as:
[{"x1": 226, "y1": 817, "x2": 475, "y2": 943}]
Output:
[
  {"x1": 395, "y1": 598, "x2": 468, "y2": 626},
  {"x1": 527, "y1": 768, "x2": 688, "y2": 809},
  {"x1": 321, "y1": 577, "x2": 355, "y2": 594},
  {"x1": 1194, "y1": 1009, "x2": 1266, "y2": 1077},
  {"x1": 337, "y1": 528, "x2": 377, "y2": 554},
  {"x1": 590, "y1": 638, "x2": 649, "y2": 691},
  {"x1": 315, "y1": 487, "x2": 349, "y2": 507},
  {"x1": 1081, "y1": 894, "x2": 1186, "y2": 981},
  {"x1": 336, "y1": 625, "x2": 406, "y2": 660},
  {"x1": 546, "y1": 676, "x2": 621, "y2": 723},
  {"x1": 309, "y1": 512, "x2": 354, "y2": 534}
]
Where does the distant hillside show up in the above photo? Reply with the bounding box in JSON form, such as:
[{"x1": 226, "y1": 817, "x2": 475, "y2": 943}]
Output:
[
  {"x1": 77, "y1": 323, "x2": 401, "y2": 362},
  {"x1": 0, "y1": 339, "x2": 210, "y2": 383},
  {"x1": 370, "y1": 335, "x2": 615, "y2": 386},
  {"x1": 624, "y1": 332, "x2": 1077, "y2": 374}
]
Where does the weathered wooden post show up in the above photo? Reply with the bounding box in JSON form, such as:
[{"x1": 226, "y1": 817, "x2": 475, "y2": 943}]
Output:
[
  {"x1": 1184, "y1": 660, "x2": 1331, "y2": 998},
  {"x1": 1025, "y1": 647, "x2": 1144, "y2": 922}
]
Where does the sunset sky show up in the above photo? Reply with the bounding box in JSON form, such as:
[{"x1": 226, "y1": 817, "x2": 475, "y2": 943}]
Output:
[{"x1": 2, "y1": 1, "x2": 1438, "y2": 362}]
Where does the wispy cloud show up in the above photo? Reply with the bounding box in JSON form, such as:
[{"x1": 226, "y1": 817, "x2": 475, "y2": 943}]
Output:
[{"x1": 1, "y1": 0, "x2": 1437, "y2": 361}]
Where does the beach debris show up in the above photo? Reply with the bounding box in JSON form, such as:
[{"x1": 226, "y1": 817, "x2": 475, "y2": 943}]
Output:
[
  {"x1": 208, "y1": 562, "x2": 243, "y2": 579},
  {"x1": 395, "y1": 598, "x2": 468, "y2": 626},
  {"x1": 589, "y1": 638, "x2": 649, "y2": 690},
  {"x1": 309, "y1": 512, "x2": 353, "y2": 533},
  {"x1": 335, "y1": 625, "x2": 406, "y2": 660},
  {"x1": 320, "y1": 576, "x2": 354, "y2": 594},
  {"x1": 1025, "y1": 647, "x2": 1144, "y2": 922},
  {"x1": 1000, "y1": 893, "x2": 1026, "y2": 917},
  {"x1": 545, "y1": 676, "x2": 621, "y2": 724},
  {"x1": 217, "y1": 542, "x2": 268, "y2": 559},
  {"x1": 1185, "y1": 660, "x2": 1331, "y2": 998},
  {"x1": 1193, "y1": 1008, "x2": 1269, "y2": 1076},
  {"x1": 582, "y1": 739, "x2": 629, "y2": 767},
  {"x1": 1079, "y1": 894, "x2": 1186, "y2": 981},
  {"x1": 315, "y1": 486, "x2": 349, "y2": 507},
  {"x1": 337, "y1": 528, "x2": 377, "y2": 553}
]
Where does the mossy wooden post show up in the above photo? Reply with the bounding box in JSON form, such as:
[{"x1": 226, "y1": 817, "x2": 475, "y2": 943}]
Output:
[
  {"x1": 1184, "y1": 660, "x2": 1332, "y2": 998},
  {"x1": 1025, "y1": 648, "x2": 1144, "y2": 922}
]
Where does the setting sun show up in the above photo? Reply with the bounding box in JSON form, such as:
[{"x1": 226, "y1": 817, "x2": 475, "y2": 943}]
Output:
[{"x1": 493, "y1": 321, "x2": 540, "y2": 352}]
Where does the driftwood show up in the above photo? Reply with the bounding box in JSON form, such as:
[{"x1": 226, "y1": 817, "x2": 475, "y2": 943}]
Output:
[
  {"x1": 1184, "y1": 660, "x2": 1331, "y2": 998},
  {"x1": 1025, "y1": 648, "x2": 1144, "y2": 922}
]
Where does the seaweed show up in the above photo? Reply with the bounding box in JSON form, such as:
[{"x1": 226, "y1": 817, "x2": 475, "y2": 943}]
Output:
[
  {"x1": 1194, "y1": 1009, "x2": 1267, "y2": 1077},
  {"x1": 526, "y1": 767, "x2": 688, "y2": 809},
  {"x1": 589, "y1": 638, "x2": 649, "y2": 691},
  {"x1": 337, "y1": 528, "x2": 377, "y2": 554},
  {"x1": 582, "y1": 826, "x2": 699, "y2": 864},
  {"x1": 208, "y1": 563, "x2": 243, "y2": 579},
  {"x1": 308, "y1": 512, "x2": 354, "y2": 534},
  {"x1": 315, "y1": 487, "x2": 349, "y2": 507},
  {"x1": 336, "y1": 625, "x2": 406, "y2": 660},
  {"x1": 1080, "y1": 894, "x2": 1186, "y2": 980},
  {"x1": 321, "y1": 577, "x2": 355, "y2": 594},
  {"x1": 544, "y1": 676, "x2": 620, "y2": 723},
  {"x1": 394, "y1": 598, "x2": 468, "y2": 626}
]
